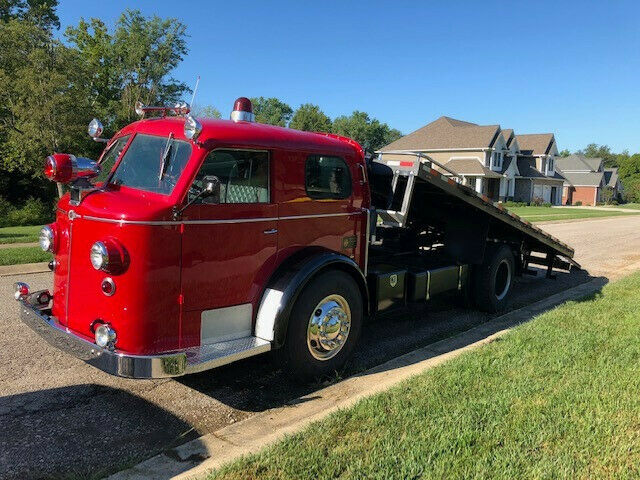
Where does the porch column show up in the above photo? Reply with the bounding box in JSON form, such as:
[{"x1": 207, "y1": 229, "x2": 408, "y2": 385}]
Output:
[{"x1": 475, "y1": 177, "x2": 483, "y2": 194}]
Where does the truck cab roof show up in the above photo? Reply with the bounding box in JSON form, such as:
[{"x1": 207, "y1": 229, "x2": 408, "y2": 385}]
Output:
[{"x1": 117, "y1": 116, "x2": 363, "y2": 158}]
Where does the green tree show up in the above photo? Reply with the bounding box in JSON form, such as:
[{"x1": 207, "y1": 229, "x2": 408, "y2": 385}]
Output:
[
  {"x1": 192, "y1": 105, "x2": 222, "y2": 118},
  {"x1": 65, "y1": 9, "x2": 190, "y2": 130},
  {"x1": 559, "y1": 149, "x2": 572, "y2": 157},
  {"x1": 289, "y1": 103, "x2": 331, "y2": 132},
  {"x1": 250, "y1": 97, "x2": 293, "y2": 126},
  {"x1": 0, "y1": 6, "x2": 191, "y2": 205},
  {"x1": 332, "y1": 111, "x2": 402, "y2": 151},
  {"x1": 0, "y1": 0, "x2": 59, "y2": 30},
  {"x1": 0, "y1": 17, "x2": 90, "y2": 203},
  {"x1": 577, "y1": 143, "x2": 618, "y2": 167}
]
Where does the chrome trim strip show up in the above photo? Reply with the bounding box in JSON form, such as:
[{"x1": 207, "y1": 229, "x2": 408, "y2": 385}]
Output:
[
  {"x1": 79, "y1": 211, "x2": 362, "y2": 226},
  {"x1": 363, "y1": 207, "x2": 371, "y2": 276},
  {"x1": 17, "y1": 298, "x2": 271, "y2": 379}
]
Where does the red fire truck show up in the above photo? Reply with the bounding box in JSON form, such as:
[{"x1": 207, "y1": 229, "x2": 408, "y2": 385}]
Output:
[{"x1": 14, "y1": 98, "x2": 578, "y2": 380}]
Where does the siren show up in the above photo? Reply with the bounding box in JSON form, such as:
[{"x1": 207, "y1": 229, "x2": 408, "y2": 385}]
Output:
[
  {"x1": 230, "y1": 97, "x2": 255, "y2": 122},
  {"x1": 44, "y1": 153, "x2": 100, "y2": 183}
]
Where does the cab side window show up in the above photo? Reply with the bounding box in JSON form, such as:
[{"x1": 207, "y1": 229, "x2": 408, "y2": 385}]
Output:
[
  {"x1": 305, "y1": 155, "x2": 352, "y2": 199},
  {"x1": 191, "y1": 149, "x2": 269, "y2": 204}
]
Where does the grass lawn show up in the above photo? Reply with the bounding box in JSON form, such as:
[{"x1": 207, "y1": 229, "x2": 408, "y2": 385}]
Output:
[
  {"x1": 0, "y1": 225, "x2": 41, "y2": 244},
  {"x1": 211, "y1": 272, "x2": 640, "y2": 480},
  {"x1": 614, "y1": 203, "x2": 640, "y2": 210},
  {"x1": 0, "y1": 246, "x2": 52, "y2": 266},
  {"x1": 507, "y1": 205, "x2": 640, "y2": 222}
]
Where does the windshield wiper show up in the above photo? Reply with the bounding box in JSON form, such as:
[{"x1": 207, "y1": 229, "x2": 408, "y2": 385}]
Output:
[{"x1": 159, "y1": 133, "x2": 175, "y2": 180}]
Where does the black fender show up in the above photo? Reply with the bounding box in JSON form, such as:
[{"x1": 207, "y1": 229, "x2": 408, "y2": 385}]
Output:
[{"x1": 254, "y1": 248, "x2": 369, "y2": 349}]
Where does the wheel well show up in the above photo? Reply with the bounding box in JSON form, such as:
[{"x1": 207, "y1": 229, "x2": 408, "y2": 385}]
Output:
[
  {"x1": 308, "y1": 262, "x2": 370, "y2": 317},
  {"x1": 255, "y1": 248, "x2": 369, "y2": 349}
]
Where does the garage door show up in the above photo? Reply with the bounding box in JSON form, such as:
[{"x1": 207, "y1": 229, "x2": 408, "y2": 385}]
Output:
[{"x1": 533, "y1": 184, "x2": 543, "y2": 200}]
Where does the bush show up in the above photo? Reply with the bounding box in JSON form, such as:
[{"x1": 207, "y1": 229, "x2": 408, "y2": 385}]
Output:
[
  {"x1": 532, "y1": 196, "x2": 544, "y2": 206},
  {"x1": 503, "y1": 201, "x2": 527, "y2": 208},
  {"x1": 0, "y1": 197, "x2": 54, "y2": 227},
  {"x1": 575, "y1": 201, "x2": 583, "y2": 206},
  {"x1": 542, "y1": 202, "x2": 552, "y2": 208}
]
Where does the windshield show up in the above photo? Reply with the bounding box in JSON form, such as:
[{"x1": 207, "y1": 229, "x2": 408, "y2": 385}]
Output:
[
  {"x1": 92, "y1": 135, "x2": 131, "y2": 185},
  {"x1": 109, "y1": 134, "x2": 192, "y2": 195}
]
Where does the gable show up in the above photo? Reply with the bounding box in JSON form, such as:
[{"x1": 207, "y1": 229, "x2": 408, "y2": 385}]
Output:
[{"x1": 379, "y1": 116, "x2": 500, "y2": 152}]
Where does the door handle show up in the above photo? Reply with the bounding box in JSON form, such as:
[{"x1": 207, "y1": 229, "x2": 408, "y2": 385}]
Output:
[{"x1": 263, "y1": 228, "x2": 278, "y2": 234}]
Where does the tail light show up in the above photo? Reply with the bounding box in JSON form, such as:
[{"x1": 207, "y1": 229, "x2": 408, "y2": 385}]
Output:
[{"x1": 44, "y1": 154, "x2": 100, "y2": 183}]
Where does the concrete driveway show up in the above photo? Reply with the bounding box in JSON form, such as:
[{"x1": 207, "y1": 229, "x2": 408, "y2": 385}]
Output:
[{"x1": 2, "y1": 216, "x2": 640, "y2": 479}]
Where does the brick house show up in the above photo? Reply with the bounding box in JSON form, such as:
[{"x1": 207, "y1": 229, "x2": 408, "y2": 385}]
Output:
[{"x1": 555, "y1": 154, "x2": 622, "y2": 205}]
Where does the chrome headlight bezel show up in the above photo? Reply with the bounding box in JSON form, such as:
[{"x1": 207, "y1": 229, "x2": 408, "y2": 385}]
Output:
[
  {"x1": 39, "y1": 225, "x2": 55, "y2": 252},
  {"x1": 95, "y1": 324, "x2": 117, "y2": 348},
  {"x1": 90, "y1": 241, "x2": 109, "y2": 271}
]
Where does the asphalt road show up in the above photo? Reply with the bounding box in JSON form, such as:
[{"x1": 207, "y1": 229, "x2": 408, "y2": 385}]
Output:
[{"x1": 2, "y1": 216, "x2": 640, "y2": 479}]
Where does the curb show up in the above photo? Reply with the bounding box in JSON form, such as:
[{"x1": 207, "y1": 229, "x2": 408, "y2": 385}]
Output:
[
  {"x1": 0, "y1": 262, "x2": 50, "y2": 277},
  {"x1": 108, "y1": 277, "x2": 607, "y2": 480}
]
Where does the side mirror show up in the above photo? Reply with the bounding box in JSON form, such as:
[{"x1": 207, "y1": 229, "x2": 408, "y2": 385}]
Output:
[
  {"x1": 88, "y1": 118, "x2": 109, "y2": 143},
  {"x1": 172, "y1": 175, "x2": 221, "y2": 220},
  {"x1": 201, "y1": 175, "x2": 221, "y2": 202}
]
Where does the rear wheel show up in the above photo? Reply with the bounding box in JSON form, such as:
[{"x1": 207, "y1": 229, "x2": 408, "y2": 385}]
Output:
[
  {"x1": 277, "y1": 270, "x2": 363, "y2": 381},
  {"x1": 473, "y1": 244, "x2": 515, "y2": 313}
]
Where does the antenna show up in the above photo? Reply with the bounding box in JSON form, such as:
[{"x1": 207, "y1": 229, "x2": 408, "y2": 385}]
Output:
[{"x1": 190, "y1": 75, "x2": 201, "y2": 108}]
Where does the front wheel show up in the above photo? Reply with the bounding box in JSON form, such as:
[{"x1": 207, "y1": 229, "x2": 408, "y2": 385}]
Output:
[{"x1": 277, "y1": 270, "x2": 363, "y2": 381}]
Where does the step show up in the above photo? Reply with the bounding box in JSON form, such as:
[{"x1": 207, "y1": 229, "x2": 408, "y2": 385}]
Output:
[{"x1": 184, "y1": 336, "x2": 271, "y2": 375}]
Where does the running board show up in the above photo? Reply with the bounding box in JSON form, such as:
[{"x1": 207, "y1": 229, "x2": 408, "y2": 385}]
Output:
[{"x1": 185, "y1": 336, "x2": 271, "y2": 375}]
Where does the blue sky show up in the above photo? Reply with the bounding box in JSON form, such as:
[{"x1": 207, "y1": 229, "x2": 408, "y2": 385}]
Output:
[{"x1": 56, "y1": 0, "x2": 640, "y2": 152}]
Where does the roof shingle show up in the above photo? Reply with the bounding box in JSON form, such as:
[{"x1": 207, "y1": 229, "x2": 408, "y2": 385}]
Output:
[
  {"x1": 516, "y1": 133, "x2": 554, "y2": 155},
  {"x1": 379, "y1": 116, "x2": 500, "y2": 151}
]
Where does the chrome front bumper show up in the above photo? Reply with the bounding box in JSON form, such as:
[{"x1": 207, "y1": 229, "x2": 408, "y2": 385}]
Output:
[{"x1": 18, "y1": 296, "x2": 271, "y2": 379}]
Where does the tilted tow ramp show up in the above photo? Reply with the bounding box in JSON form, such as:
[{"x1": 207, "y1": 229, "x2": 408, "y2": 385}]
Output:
[{"x1": 375, "y1": 152, "x2": 580, "y2": 277}]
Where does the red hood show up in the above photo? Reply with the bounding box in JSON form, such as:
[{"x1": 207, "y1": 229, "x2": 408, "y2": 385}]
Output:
[{"x1": 58, "y1": 185, "x2": 175, "y2": 222}]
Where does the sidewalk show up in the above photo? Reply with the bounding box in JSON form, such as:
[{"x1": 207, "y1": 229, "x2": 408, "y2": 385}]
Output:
[
  {"x1": 555, "y1": 205, "x2": 640, "y2": 212},
  {"x1": 0, "y1": 242, "x2": 38, "y2": 250},
  {"x1": 0, "y1": 262, "x2": 50, "y2": 277}
]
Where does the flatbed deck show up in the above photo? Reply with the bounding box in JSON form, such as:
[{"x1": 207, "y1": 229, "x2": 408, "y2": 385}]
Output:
[{"x1": 374, "y1": 153, "x2": 579, "y2": 270}]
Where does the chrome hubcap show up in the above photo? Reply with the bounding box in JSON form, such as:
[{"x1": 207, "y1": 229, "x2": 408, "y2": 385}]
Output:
[{"x1": 307, "y1": 294, "x2": 351, "y2": 361}]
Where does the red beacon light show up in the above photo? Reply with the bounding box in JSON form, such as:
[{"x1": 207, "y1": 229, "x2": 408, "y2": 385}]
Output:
[
  {"x1": 44, "y1": 153, "x2": 100, "y2": 184},
  {"x1": 230, "y1": 97, "x2": 255, "y2": 123}
]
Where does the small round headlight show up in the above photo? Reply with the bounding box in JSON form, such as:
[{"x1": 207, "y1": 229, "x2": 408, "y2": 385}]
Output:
[
  {"x1": 39, "y1": 225, "x2": 55, "y2": 252},
  {"x1": 95, "y1": 324, "x2": 116, "y2": 348},
  {"x1": 90, "y1": 241, "x2": 108, "y2": 270}
]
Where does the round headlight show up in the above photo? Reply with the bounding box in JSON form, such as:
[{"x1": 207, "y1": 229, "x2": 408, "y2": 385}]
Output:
[
  {"x1": 90, "y1": 241, "x2": 109, "y2": 270},
  {"x1": 39, "y1": 225, "x2": 55, "y2": 252},
  {"x1": 95, "y1": 324, "x2": 116, "y2": 348}
]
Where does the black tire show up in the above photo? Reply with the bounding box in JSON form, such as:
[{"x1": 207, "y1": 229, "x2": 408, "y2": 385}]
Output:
[
  {"x1": 277, "y1": 270, "x2": 363, "y2": 381},
  {"x1": 473, "y1": 244, "x2": 515, "y2": 313}
]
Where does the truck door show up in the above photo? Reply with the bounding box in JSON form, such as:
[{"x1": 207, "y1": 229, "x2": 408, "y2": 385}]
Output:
[{"x1": 180, "y1": 149, "x2": 277, "y2": 347}]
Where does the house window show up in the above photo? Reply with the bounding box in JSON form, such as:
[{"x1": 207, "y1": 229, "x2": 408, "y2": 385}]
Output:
[
  {"x1": 547, "y1": 157, "x2": 554, "y2": 175},
  {"x1": 305, "y1": 155, "x2": 352, "y2": 199},
  {"x1": 491, "y1": 151, "x2": 503, "y2": 170}
]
